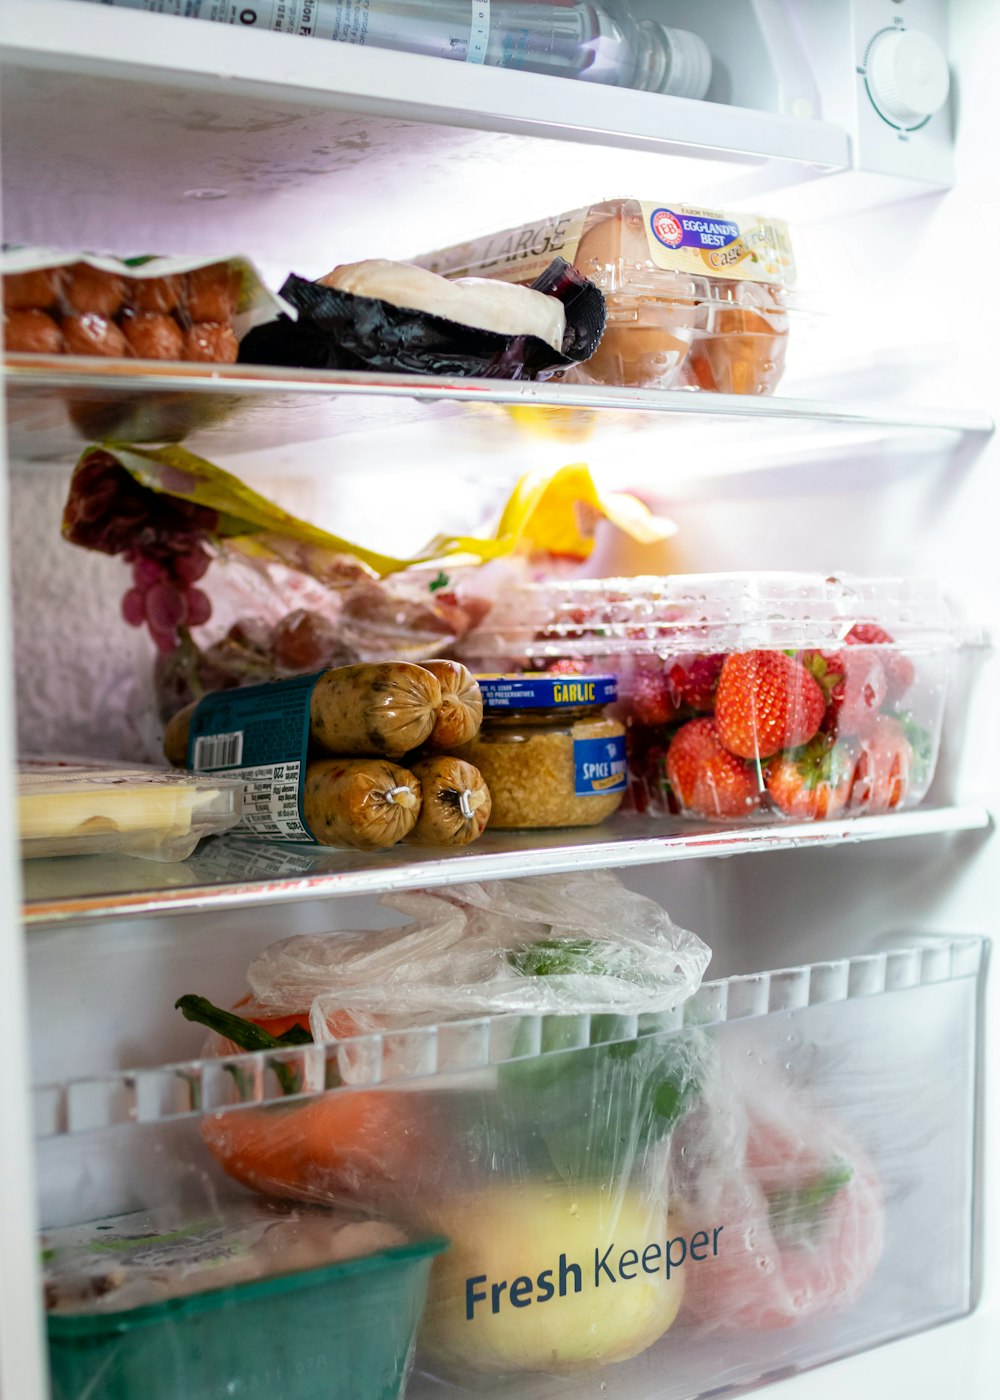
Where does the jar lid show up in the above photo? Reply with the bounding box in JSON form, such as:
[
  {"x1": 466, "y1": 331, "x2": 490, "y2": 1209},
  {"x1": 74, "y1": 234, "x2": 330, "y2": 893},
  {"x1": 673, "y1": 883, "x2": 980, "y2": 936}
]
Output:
[{"x1": 477, "y1": 673, "x2": 618, "y2": 710}]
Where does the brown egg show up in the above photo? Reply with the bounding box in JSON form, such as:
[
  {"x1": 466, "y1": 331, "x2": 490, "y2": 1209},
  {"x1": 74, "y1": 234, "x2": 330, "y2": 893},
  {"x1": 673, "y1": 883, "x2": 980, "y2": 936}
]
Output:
[
  {"x1": 571, "y1": 205, "x2": 699, "y2": 388},
  {"x1": 128, "y1": 275, "x2": 183, "y2": 315},
  {"x1": 576, "y1": 299, "x2": 696, "y2": 389},
  {"x1": 121, "y1": 312, "x2": 185, "y2": 360},
  {"x1": 182, "y1": 322, "x2": 239, "y2": 363},
  {"x1": 62, "y1": 314, "x2": 129, "y2": 358},
  {"x1": 186, "y1": 264, "x2": 241, "y2": 323},
  {"x1": 3, "y1": 268, "x2": 62, "y2": 311},
  {"x1": 3, "y1": 308, "x2": 64, "y2": 354},
  {"x1": 573, "y1": 203, "x2": 654, "y2": 284},
  {"x1": 687, "y1": 281, "x2": 789, "y2": 395},
  {"x1": 62, "y1": 264, "x2": 127, "y2": 318}
]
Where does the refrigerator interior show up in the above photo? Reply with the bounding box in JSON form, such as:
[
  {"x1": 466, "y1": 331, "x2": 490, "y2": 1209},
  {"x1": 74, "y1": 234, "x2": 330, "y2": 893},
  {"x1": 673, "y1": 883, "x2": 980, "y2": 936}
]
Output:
[{"x1": 2, "y1": 0, "x2": 998, "y2": 1397}]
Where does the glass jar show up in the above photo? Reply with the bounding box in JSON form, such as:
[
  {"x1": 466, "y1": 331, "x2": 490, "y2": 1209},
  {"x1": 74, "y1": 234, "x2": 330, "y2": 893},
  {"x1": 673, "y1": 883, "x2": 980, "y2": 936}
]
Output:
[{"x1": 457, "y1": 674, "x2": 626, "y2": 829}]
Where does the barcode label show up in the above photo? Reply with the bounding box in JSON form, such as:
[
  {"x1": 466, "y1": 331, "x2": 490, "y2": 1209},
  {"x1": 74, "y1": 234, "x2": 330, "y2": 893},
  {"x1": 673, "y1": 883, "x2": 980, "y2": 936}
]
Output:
[{"x1": 193, "y1": 731, "x2": 244, "y2": 770}]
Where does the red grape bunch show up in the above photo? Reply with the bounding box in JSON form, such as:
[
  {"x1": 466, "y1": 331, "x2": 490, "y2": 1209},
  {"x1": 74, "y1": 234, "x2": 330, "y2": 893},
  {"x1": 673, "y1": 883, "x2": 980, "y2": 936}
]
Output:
[{"x1": 63, "y1": 450, "x2": 219, "y2": 653}]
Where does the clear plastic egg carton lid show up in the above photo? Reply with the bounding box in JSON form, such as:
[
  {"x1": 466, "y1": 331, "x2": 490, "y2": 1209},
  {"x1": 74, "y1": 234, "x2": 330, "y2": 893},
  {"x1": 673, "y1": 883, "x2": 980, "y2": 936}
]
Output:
[{"x1": 461, "y1": 573, "x2": 972, "y2": 658}]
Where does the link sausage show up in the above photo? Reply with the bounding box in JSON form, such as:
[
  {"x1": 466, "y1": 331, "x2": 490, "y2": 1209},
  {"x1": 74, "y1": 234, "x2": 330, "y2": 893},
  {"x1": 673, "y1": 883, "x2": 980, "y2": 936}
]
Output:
[{"x1": 407, "y1": 755, "x2": 491, "y2": 847}]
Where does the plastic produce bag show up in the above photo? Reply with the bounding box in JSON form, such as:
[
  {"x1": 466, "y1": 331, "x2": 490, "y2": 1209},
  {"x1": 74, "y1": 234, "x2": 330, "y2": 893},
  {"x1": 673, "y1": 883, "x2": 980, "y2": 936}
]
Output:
[
  {"x1": 183, "y1": 871, "x2": 711, "y2": 1378},
  {"x1": 240, "y1": 870, "x2": 711, "y2": 1033},
  {"x1": 674, "y1": 1049, "x2": 885, "y2": 1332},
  {"x1": 60, "y1": 446, "x2": 675, "y2": 723}
]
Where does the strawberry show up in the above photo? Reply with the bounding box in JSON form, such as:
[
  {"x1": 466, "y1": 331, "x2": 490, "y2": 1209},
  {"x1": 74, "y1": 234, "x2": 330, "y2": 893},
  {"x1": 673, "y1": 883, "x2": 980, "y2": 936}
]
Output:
[
  {"x1": 666, "y1": 718, "x2": 761, "y2": 818},
  {"x1": 848, "y1": 714, "x2": 915, "y2": 814},
  {"x1": 846, "y1": 624, "x2": 915, "y2": 705},
  {"x1": 534, "y1": 605, "x2": 597, "y2": 644},
  {"x1": 545, "y1": 657, "x2": 588, "y2": 676},
  {"x1": 764, "y1": 733, "x2": 856, "y2": 820},
  {"x1": 629, "y1": 664, "x2": 680, "y2": 727},
  {"x1": 666, "y1": 653, "x2": 725, "y2": 713},
  {"x1": 714, "y1": 650, "x2": 826, "y2": 760},
  {"x1": 803, "y1": 648, "x2": 888, "y2": 738}
]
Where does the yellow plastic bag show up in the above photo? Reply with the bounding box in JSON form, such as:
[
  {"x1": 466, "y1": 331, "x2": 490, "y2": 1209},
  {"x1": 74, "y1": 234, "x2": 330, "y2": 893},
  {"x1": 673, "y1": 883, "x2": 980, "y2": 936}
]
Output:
[{"x1": 64, "y1": 443, "x2": 675, "y2": 581}]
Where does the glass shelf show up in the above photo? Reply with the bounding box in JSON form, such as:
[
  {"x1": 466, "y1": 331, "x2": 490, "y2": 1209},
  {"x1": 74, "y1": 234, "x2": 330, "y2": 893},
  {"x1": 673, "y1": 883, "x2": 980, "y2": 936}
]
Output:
[
  {"x1": 4, "y1": 357, "x2": 993, "y2": 469},
  {"x1": 21, "y1": 804, "x2": 992, "y2": 928}
]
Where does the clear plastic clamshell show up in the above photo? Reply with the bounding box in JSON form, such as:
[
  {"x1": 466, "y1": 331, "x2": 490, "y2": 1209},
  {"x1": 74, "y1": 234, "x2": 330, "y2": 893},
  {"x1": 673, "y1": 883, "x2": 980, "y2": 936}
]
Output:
[{"x1": 18, "y1": 759, "x2": 243, "y2": 862}]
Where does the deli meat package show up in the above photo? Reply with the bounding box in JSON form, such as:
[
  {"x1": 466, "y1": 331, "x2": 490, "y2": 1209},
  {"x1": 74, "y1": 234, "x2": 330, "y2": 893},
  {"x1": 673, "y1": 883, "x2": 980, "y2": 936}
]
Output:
[{"x1": 2, "y1": 248, "x2": 287, "y2": 363}]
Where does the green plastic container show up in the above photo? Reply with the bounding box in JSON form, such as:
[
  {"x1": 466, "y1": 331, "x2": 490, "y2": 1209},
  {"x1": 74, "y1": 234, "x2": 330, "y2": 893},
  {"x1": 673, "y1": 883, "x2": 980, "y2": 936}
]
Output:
[{"x1": 47, "y1": 1234, "x2": 447, "y2": 1400}]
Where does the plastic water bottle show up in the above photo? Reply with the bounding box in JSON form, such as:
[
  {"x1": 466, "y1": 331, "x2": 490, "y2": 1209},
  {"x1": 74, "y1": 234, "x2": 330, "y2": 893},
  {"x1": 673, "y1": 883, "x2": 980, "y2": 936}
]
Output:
[{"x1": 85, "y1": 1, "x2": 712, "y2": 99}]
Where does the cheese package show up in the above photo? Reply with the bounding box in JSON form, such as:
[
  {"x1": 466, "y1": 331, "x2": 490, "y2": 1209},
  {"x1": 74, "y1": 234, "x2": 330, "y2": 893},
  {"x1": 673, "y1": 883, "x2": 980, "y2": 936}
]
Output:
[
  {"x1": 18, "y1": 759, "x2": 242, "y2": 862},
  {"x1": 418, "y1": 198, "x2": 798, "y2": 394}
]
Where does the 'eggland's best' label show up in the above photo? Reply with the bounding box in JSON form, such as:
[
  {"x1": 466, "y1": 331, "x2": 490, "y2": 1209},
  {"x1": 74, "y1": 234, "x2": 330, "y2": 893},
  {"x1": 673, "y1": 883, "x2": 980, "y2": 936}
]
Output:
[{"x1": 639, "y1": 202, "x2": 795, "y2": 283}]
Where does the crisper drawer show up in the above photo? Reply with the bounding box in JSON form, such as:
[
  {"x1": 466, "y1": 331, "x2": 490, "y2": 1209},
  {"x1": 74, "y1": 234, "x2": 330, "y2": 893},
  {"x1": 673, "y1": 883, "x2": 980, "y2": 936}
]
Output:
[{"x1": 34, "y1": 936, "x2": 986, "y2": 1400}]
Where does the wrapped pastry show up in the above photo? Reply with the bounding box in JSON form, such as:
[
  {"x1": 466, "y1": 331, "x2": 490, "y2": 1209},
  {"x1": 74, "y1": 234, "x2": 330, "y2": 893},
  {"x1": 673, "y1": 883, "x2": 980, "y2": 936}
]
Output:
[{"x1": 1, "y1": 249, "x2": 285, "y2": 365}]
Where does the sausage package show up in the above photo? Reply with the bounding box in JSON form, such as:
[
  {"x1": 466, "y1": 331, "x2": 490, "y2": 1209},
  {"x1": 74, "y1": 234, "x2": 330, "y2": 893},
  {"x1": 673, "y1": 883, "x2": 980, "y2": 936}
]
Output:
[
  {"x1": 2, "y1": 247, "x2": 288, "y2": 363},
  {"x1": 174, "y1": 663, "x2": 488, "y2": 850}
]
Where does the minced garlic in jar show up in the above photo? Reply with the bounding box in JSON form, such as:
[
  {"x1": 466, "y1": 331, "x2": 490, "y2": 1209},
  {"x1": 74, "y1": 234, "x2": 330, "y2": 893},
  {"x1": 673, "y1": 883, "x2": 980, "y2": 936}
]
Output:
[{"x1": 456, "y1": 674, "x2": 626, "y2": 830}]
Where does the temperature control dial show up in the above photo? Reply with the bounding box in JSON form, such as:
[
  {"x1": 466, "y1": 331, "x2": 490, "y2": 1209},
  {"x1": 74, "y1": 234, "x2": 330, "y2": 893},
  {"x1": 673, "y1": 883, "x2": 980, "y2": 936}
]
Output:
[{"x1": 866, "y1": 28, "x2": 950, "y2": 129}]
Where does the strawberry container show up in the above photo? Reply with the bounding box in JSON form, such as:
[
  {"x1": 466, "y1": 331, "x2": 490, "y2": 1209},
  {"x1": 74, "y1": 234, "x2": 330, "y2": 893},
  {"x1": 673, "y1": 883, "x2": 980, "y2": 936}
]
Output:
[
  {"x1": 418, "y1": 198, "x2": 799, "y2": 394},
  {"x1": 458, "y1": 574, "x2": 960, "y2": 822}
]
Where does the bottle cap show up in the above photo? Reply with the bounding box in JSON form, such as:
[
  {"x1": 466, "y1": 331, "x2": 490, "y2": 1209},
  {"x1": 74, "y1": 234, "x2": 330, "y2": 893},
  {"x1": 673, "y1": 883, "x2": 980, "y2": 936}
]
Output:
[{"x1": 647, "y1": 24, "x2": 712, "y2": 101}]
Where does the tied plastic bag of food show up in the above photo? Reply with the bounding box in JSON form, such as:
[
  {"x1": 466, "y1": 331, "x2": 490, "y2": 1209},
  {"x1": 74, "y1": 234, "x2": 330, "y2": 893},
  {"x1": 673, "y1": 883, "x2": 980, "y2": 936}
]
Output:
[
  {"x1": 239, "y1": 870, "x2": 709, "y2": 1030},
  {"x1": 673, "y1": 1050, "x2": 885, "y2": 1333},
  {"x1": 238, "y1": 257, "x2": 606, "y2": 381},
  {"x1": 60, "y1": 444, "x2": 675, "y2": 723},
  {"x1": 180, "y1": 871, "x2": 710, "y2": 1376}
]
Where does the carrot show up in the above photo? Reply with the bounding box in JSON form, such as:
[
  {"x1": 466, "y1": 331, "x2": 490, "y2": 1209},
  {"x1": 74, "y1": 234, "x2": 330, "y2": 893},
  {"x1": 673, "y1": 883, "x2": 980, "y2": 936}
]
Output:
[
  {"x1": 201, "y1": 1089, "x2": 423, "y2": 1204},
  {"x1": 178, "y1": 992, "x2": 419, "y2": 1203}
]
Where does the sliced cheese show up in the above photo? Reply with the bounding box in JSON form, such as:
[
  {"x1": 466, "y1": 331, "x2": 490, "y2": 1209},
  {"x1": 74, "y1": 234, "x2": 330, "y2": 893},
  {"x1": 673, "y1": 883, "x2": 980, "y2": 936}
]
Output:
[{"x1": 17, "y1": 761, "x2": 237, "y2": 859}]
